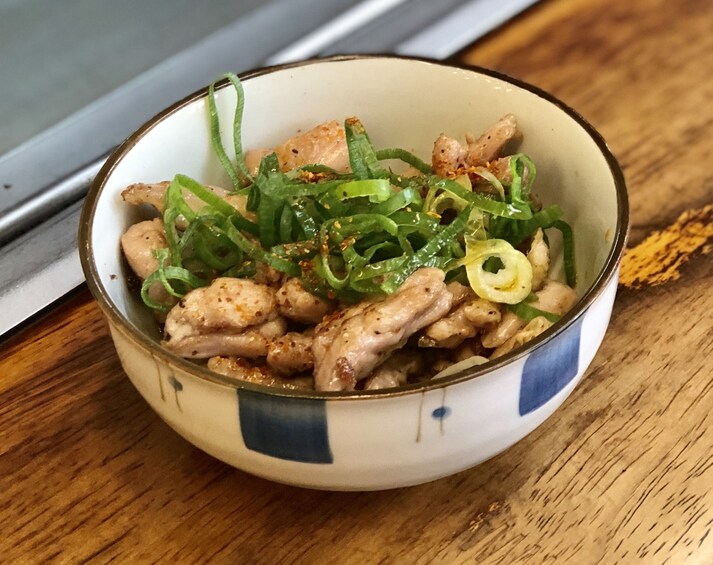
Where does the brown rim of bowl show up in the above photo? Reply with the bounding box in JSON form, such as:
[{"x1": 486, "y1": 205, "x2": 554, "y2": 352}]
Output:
[{"x1": 79, "y1": 54, "x2": 629, "y2": 400}]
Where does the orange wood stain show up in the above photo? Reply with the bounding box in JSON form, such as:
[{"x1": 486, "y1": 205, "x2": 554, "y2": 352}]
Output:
[{"x1": 620, "y1": 205, "x2": 713, "y2": 289}]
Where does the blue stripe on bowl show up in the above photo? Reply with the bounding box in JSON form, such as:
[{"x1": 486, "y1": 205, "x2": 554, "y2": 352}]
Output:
[
  {"x1": 238, "y1": 389, "x2": 333, "y2": 464},
  {"x1": 519, "y1": 315, "x2": 584, "y2": 416}
]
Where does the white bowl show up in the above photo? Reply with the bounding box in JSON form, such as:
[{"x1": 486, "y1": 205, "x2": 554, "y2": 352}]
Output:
[{"x1": 79, "y1": 56, "x2": 628, "y2": 490}]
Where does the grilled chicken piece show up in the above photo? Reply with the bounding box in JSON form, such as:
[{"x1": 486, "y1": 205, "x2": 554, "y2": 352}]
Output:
[
  {"x1": 121, "y1": 181, "x2": 254, "y2": 221},
  {"x1": 527, "y1": 229, "x2": 550, "y2": 292},
  {"x1": 120, "y1": 218, "x2": 173, "y2": 310},
  {"x1": 531, "y1": 279, "x2": 578, "y2": 316},
  {"x1": 208, "y1": 356, "x2": 313, "y2": 390},
  {"x1": 432, "y1": 134, "x2": 467, "y2": 176},
  {"x1": 267, "y1": 332, "x2": 314, "y2": 375},
  {"x1": 462, "y1": 299, "x2": 503, "y2": 328},
  {"x1": 163, "y1": 278, "x2": 285, "y2": 358},
  {"x1": 485, "y1": 155, "x2": 540, "y2": 210},
  {"x1": 481, "y1": 280, "x2": 578, "y2": 348},
  {"x1": 480, "y1": 310, "x2": 522, "y2": 350},
  {"x1": 164, "y1": 317, "x2": 287, "y2": 359},
  {"x1": 312, "y1": 268, "x2": 453, "y2": 392},
  {"x1": 244, "y1": 149, "x2": 271, "y2": 177},
  {"x1": 446, "y1": 281, "x2": 474, "y2": 305},
  {"x1": 431, "y1": 114, "x2": 521, "y2": 177},
  {"x1": 363, "y1": 350, "x2": 424, "y2": 390},
  {"x1": 418, "y1": 282, "x2": 500, "y2": 349},
  {"x1": 277, "y1": 277, "x2": 333, "y2": 324},
  {"x1": 491, "y1": 316, "x2": 553, "y2": 358},
  {"x1": 419, "y1": 296, "x2": 501, "y2": 349},
  {"x1": 486, "y1": 155, "x2": 530, "y2": 184},
  {"x1": 465, "y1": 114, "x2": 521, "y2": 166},
  {"x1": 121, "y1": 181, "x2": 170, "y2": 211},
  {"x1": 244, "y1": 120, "x2": 350, "y2": 175},
  {"x1": 120, "y1": 218, "x2": 167, "y2": 279}
]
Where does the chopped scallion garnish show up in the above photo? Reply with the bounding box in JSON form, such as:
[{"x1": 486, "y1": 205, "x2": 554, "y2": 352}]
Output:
[{"x1": 140, "y1": 74, "x2": 575, "y2": 311}]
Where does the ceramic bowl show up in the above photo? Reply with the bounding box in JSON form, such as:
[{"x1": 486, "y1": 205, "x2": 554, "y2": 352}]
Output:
[{"x1": 79, "y1": 56, "x2": 628, "y2": 490}]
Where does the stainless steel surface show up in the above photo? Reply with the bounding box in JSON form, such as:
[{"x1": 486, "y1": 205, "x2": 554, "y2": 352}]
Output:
[
  {"x1": 0, "y1": 0, "x2": 359, "y2": 238},
  {"x1": 397, "y1": 0, "x2": 539, "y2": 58},
  {"x1": 320, "y1": 0, "x2": 492, "y2": 55},
  {"x1": 0, "y1": 0, "x2": 540, "y2": 337},
  {"x1": 0, "y1": 0, "x2": 302, "y2": 155},
  {"x1": 0, "y1": 158, "x2": 105, "y2": 246},
  {"x1": 0, "y1": 202, "x2": 83, "y2": 337},
  {"x1": 266, "y1": 0, "x2": 411, "y2": 65}
]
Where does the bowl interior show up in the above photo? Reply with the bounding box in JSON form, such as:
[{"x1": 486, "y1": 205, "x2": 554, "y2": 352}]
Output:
[{"x1": 86, "y1": 56, "x2": 623, "y2": 371}]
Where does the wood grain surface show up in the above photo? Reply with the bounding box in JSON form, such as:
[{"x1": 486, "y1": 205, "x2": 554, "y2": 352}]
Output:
[{"x1": 2, "y1": 0, "x2": 712, "y2": 562}]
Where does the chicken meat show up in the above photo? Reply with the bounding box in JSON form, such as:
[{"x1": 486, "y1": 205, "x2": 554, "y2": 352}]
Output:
[
  {"x1": 163, "y1": 278, "x2": 286, "y2": 358},
  {"x1": 312, "y1": 268, "x2": 453, "y2": 391}
]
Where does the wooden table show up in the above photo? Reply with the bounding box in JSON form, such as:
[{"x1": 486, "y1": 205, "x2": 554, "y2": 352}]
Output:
[{"x1": 2, "y1": 0, "x2": 711, "y2": 562}]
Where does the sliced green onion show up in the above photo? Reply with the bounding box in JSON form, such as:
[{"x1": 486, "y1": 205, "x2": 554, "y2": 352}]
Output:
[
  {"x1": 508, "y1": 301, "x2": 561, "y2": 323},
  {"x1": 375, "y1": 148, "x2": 432, "y2": 174},
  {"x1": 220, "y1": 217, "x2": 300, "y2": 276},
  {"x1": 380, "y1": 204, "x2": 473, "y2": 293},
  {"x1": 230, "y1": 212, "x2": 260, "y2": 236},
  {"x1": 333, "y1": 214, "x2": 399, "y2": 237},
  {"x1": 279, "y1": 204, "x2": 294, "y2": 243},
  {"x1": 461, "y1": 238, "x2": 532, "y2": 304},
  {"x1": 246, "y1": 183, "x2": 260, "y2": 211},
  {"x1": 389, "y1": 211, "x2": 440, "y2": 234},
  {"x1": 553, "y1": 219, "x2": 577, "y2": 287},
  {"x1": 174, "y1": 174, "x2": 238, "y2": 217},
  {"x1": 257, "y1": 193, "x2": 280, "y2": 248},
  {"x1": 192, "y1": 223, "x2": 242, "y2": 271},
  {"x1": 427, "y1": 177, "x2": 532, "y2": 219},
  {"x1": 293, "y1": 163, "x2": 341, "y2": 175},
  {"x1": 332, "y1": 178, "x2": 392, "y2": 202},
  {"x1": 222, "y1": 260, "x2": 257, "y2": 279},
  {"x1": 509, "y1": 154, "x2": 536, "y2": 197},
  {"x1": 287, "y1": 198, "x2": 319, "y2": 239},
  {"x1": 469, "y1": 168, "x2": 505, "y2": 200},
  {"x1": 317, "y1": 191, "x2": 350, "y2": 217},
  {"x1": 163, "y1": 178, "x2": 189, "y2": 267},
  {"x1": 270, "y1": 238, "x2": 319, "y2": 260},
  {"x1": 317, "y1": 254, "x2": 350, "y2": 290},
  {"x1": 140, "y1": 249, "x2": 209, "y2": 311},
  {"x1": 351, "y1": 255, "x2": 408, "y2": 284},
  {"x1": 153, "y1": 73, "x2": 577, "y2": 309},
  {"x1": 372, "y1": 187, "x2": 422, "y2": 215},
  {"x1": 344, "y1": 117, "x2": 388, "y2": 180},
  {"x1": 223, "y1": 73, "x2": 253, "y2": 184},
  {"x1": 489, "y1": 205, "x2": 563, "y2": 246},
  {"x1": 207, "y1": 82, "x2": 241, "y2": 190}
]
